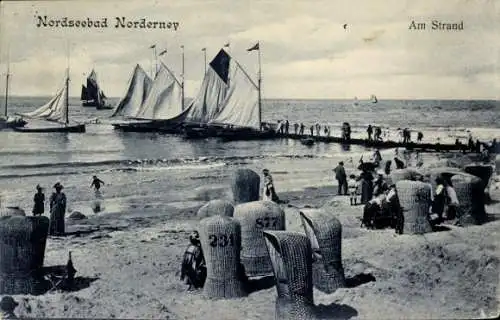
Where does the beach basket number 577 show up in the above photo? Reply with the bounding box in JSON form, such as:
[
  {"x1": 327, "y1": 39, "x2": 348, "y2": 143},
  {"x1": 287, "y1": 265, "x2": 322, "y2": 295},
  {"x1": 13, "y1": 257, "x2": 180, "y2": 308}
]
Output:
[
  {"x1": 256, "y1": 217, "x2": 279, "y2": 228},
  {"x1": 209, "y1": 233, "x2": 236, "y2": 247}
]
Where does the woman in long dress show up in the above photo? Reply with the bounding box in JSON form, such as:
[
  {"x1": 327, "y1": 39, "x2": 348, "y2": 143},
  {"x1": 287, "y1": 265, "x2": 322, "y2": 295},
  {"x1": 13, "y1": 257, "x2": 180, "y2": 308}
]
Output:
[
  {"x1": 49, "y1": 182, "x2": 67, "y2": 236},
  {"x1": 262, "y1": 169, "x2": 280, "y2": 203}
]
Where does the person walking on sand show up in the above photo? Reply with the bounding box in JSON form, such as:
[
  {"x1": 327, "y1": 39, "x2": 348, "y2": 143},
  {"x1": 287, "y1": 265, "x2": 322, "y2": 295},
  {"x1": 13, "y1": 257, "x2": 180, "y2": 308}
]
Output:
[
  {"x1": 32, "y1": 184, "x2": 45, "y2": 216},
  {"x1": 91, "y1": 175, "x2": 105, "y2": 191},
  {"x1": 262, "y1": 169, "x2": 280, "y2": 203},
  {"x1": 333, "y1": 161, "x2": 348, "y2": 196},
  {"x1": 49, "y1": 182, "x2": 67, "y2": 236}
]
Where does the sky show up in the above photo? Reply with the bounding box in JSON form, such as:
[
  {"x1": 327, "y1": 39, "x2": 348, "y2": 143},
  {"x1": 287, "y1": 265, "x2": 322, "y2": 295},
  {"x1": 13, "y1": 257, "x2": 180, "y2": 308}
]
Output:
[{"x1": 0, "y1": 0, "x2": 498, "y2": 100}]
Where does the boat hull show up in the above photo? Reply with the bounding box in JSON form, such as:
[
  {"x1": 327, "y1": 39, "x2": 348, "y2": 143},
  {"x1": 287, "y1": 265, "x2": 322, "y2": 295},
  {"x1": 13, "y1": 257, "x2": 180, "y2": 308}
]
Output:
[
  {"x1": 112, "y1": 120, "x2": 184, "y2": 133},
  {"x1": 12, "y1": 123, "x2": 86, "y2": 133},
  {"x1": 0, "y1": 117, "x2": 27, "y2": 129}
]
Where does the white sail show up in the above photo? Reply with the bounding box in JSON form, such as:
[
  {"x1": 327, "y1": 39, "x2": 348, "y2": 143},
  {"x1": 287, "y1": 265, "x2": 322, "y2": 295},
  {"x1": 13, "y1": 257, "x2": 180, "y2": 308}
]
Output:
[
  {"x1": 111, "y1": 64, "x2": 152, "y2": 118},
  {"x1": 185, "y1": 50, "x2": 230, "y2": 124},
  {"x1": 209, "y1": 59, "x2": 259, "y2": 129},
  {"x1": 18, "y1": 79, "x2": 68, "y2": 123},
  {"x1": 135, "y1": 62, "x2": 183, "y2": 120}
]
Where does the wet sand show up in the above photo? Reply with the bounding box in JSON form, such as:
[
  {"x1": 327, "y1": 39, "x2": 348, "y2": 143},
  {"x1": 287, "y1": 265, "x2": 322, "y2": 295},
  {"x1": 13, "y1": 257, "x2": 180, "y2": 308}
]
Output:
[{"x1": 9, "y1": 175, "x2": 500, "y2": 319}]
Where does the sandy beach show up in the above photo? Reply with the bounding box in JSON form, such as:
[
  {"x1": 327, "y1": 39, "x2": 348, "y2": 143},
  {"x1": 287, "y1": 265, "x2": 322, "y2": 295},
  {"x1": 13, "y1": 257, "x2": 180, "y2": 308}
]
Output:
[{"x1": 7, "y1": 164, "x2": 500, "y2": 320}]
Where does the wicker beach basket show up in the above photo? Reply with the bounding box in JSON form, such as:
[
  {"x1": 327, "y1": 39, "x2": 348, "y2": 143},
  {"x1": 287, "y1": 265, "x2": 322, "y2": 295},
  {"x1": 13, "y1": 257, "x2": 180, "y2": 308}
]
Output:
[
  {"x1": 230, "y1": 169, "x2": 260, "y2": 204},
  {"x1": 0, "y1": 207, "x2": 26, "y2": 217},
  {"x1": 450, "y1": 174, "x2": 486, "y2": 226},
  {"x1": 199, "y1": 215, "x2": 247, "y2": 299},
  {"x1": 234, "y1": 200, "x2": 285, "y2": 277},
  {"x1": 395, "y1": 180, "x2": 433, "y2": 234},
  {"x1": 390, "y1": 168, "x2": 422, "y2": 184},
  {"x1": 299, "y1": 210, "x2": 345, "y2": 293},
  {"x1": 464, "y1": 164, "x2": 493, "y2": 191},
  {"x1": 0, "y1": 216, "x2": 49, "y2": 294},
  {"x1": 197, "y1": 200, "x2": 234, "y2": 219},
  {"x1": 263, "y1": 230, "x2": 315, "y2": 320}
]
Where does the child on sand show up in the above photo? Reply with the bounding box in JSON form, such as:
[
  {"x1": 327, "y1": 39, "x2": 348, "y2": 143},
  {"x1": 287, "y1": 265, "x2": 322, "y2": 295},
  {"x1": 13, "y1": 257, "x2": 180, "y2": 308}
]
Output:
[{"x1": 348, "y1": 174, "x2": 359, "y2": 205}]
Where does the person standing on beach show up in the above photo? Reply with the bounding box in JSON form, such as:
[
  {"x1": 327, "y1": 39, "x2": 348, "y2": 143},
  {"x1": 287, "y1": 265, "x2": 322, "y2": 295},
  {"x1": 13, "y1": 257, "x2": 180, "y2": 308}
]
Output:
[
  {"x1": 299, "y1": 123, "x2": 305, "y2": 135},
  {"x1": 315, "y1": 123, "x2": 321, "y2": 136},
  {"x1": 285, "y1": 120, "x2": 289, "y2": 134},
  {"x1": 348, "y1": 174, "x2": 359, "y2": 205},
  {"x1": 262, "y1": 169, "x2": 280, "y2": 202},
  {"x1": 309, "y1": 125, "x2": 314, "y2": 137},
  {"x1": 32, "y1": 184, "x2": 45, "y2": 216},
  {"x1": 333, "y1": 162, "x2": 348, "y2": 196},
  {"x1": 49, "y1": 182, "x2": 67, "y2": 236},
  {"x1": 180, "y1": 231, "x2": 206, "y2": 291},
  {"x1": 293, "y1": 123, "x2": 299, "y2": 134},
  {"x1": 367, "y1": 125, "x2": 373, "y2": 140}
]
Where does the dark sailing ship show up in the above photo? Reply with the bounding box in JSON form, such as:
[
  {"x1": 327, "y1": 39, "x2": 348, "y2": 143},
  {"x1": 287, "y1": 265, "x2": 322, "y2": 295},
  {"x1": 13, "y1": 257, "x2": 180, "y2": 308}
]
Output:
[{"x1": 81, "y1": 70, "x2": 112, "y2": 109}]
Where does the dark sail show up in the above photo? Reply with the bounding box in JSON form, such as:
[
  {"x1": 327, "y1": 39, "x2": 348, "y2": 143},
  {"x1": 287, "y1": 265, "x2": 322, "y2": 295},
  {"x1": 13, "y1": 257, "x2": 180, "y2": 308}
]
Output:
[
  {"x1": 209, "y1": 49, "x2": 230, "y2": 84},
  {"x1": 81, "y1": 85, "x2": 88, "y2": 100}
]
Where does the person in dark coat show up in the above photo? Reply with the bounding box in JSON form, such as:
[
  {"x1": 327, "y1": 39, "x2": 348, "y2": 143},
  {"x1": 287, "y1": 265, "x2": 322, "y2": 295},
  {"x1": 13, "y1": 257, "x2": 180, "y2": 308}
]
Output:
[
  {"x1": 180, "y1": 231, "x2": 206, "y2": 291},
  {"x1": 49, "y1": 182, "x2": 67, "y2": 236},
  {"x1": 367, "y1": 125, "x2": 373, "y2": 140},
  {"x1": 431, "y1": 177, "x2": 446, "y2": 222},
  {"x1": 0, "y1": 296, "x2": 19, "y2": 319},
  {"x1": 32, "y1": 184, "x2": 45, "y2": 216},
  {"x1": 360, "y1": 171, "x2": 374, "y2": 204},
  {"x1": 299, "y1": 123, "x2": 305, "y2": 135},
  {"x1": 285, "y1": 120, "x2": 289, "y2": 134},
  {"x1": 333, "y1": 162, "x2": 348, "y2": 195}
]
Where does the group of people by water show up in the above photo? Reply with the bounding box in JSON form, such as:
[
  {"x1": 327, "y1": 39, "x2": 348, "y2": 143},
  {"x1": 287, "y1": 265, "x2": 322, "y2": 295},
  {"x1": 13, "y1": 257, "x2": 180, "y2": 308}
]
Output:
[{"x1": 29, "y1": 176, "x2": 105, "y2": 236}]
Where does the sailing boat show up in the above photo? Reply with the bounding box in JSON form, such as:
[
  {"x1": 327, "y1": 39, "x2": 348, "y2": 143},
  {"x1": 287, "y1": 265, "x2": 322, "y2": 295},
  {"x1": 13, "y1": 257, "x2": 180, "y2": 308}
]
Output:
[
  {"x1": 352, "y1": 96, "x2": 359, "y2": 107},
  {"x1": 370, "y1": 94, "x2": 378, "y2": 103},
  {"x1": 14, "y1": 70, "x2": 85, "y2": 133},
  {"x1": 112, "y1": 50, "x2": 191, "y2": 132},
  {"x1": 0, "y1": 63, "x2": 27, "y2": 130},
  {"x1": 81, "y1": 69, "x2": 112, "y2": 109},
  {"x1": 184, "y1": 45, "x2": 271, "y2": 140}
]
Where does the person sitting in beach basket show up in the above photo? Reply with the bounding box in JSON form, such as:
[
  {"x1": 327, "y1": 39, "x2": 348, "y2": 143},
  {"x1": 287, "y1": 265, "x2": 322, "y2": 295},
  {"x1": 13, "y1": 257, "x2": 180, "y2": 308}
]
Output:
[
  {"x1": 262, "y1": 169, "x2": 280, "y2": 203},
  {"x1": 49, "y1": 182, "x2": 66, "y2": 236},
  {"x1": 180, "y1": 231, "x2": 207, "y2": 291},
  {"x1": 32, "y1": 184, "x2": 45, "y2": 216},
  {"x1": 0, "y1": 296, "x2": 19, "y2": 319}
]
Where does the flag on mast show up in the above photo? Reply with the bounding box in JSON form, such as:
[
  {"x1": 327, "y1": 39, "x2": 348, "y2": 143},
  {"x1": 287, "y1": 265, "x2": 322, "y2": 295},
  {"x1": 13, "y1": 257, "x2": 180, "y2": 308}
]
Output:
[
  {"x1": 201, "y1": 47, "x2": 206, "y2": 51},
  {"x1": 150, "y1": 44, "x2": 156, "y2": 49},
  {"x1": 158, "y1": 49, "x2": 167, "y2": 56},
  {"x1": 224, "y1": 43, "x2": 230, "y2": 48},
  {"x1": 247, "y1": 42, "x2": 259, "y2": 51}
]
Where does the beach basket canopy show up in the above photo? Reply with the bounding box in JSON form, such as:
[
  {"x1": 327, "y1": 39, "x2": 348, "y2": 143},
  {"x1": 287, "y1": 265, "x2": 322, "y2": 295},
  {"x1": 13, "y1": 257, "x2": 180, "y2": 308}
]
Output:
[
  {"x1": 390, "y1": 168, "x2": 423, "y2": 184},
  {"x1": 464, "y1": 164, "x2": 493, "y2": 190},
  {"x1": 198, "y1": 215, "x2": 247, "y2": 299},
  {"x1": 197, "y1": 199, "x2": 234, "y2": 219},
  {"x1": 234, "y1": 200, "x2": 285, "y2": 277},
  {"x1": 0, "y1": 216, "x2": 49, "y2": 294},
  {"x1": 230, "y1": 168, "x2": 260, "y2": 204}
]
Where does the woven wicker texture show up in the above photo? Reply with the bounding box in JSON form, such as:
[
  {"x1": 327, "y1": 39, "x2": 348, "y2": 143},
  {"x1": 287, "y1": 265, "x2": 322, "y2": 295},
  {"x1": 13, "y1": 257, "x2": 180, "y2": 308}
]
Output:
[
  {"x1": 390, "y1": 168, "x2": 422, "y2": 184},
  {"x1": 234, "y1": 200, "x2": 285, "y2": 277},
  {"x1": 464, "y1": 165, "x2": 493, "y2": 191},
  {"x1": 275, "y1": 295, "x2": 316, "y2": 320},
  {"x1": 197, "y1": 200, "x2": 234, "y2": 219},
  {"x1": 0, "y1": 207, "x2": 26, "y2": 217},
  {"x1": 451, "y1": 174, "x2": 486, "y2": 226},
  {"x1": 263, "y1": 231, "x2": 313, "y2": 302},
  {"x1": 199, "y1": 215, "x2": 247, "y2": 299},
  {"x1": 230, "y1": 169, "x2": 260, "y2": 204},
  {"x1": 0, "y1": 216, "x2": 49, "y2": 294},
  {"x1": 299, "y1": 210, "x2": 345, "y2": 293},
  {"x1": 496, "y1": 155, "x2": 500, "y2": 175},
  {"x1": 396, "y1": 180, "x2": 433, "y2": 234}
]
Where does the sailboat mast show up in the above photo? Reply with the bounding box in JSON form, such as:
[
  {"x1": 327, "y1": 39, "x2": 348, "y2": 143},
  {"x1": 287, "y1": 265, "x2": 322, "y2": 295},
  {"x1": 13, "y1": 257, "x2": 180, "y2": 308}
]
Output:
[
  {"x1": 181, "y1": 45, "x2": 185, "y2": 110},
  {"x1": 257, "y1": 43, "x2": 262, "y2": 131},
  {"x1": 4, "y1": 64, "x2": 9, "y2": 117},
  {"x1": 65, "y1": 42, "x2": 70, "y2": 125}
]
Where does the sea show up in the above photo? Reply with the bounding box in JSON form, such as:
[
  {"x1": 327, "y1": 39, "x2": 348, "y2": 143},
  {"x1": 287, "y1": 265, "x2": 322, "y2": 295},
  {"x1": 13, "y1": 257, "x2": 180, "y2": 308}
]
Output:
[{"x1": 1, "y1": 97, "x2": 499, "y2": 219}]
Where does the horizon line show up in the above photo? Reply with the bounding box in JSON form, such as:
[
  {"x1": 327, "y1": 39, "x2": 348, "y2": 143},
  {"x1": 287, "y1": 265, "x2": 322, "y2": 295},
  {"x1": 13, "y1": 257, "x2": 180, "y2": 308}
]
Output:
[{"x1": 1, "y1": 95, "x2": 499, "y2": 102}]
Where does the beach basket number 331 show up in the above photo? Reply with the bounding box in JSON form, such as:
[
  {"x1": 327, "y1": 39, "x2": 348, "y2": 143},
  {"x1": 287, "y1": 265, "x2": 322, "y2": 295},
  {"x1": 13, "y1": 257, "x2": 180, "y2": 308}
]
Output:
[
  {"x1": 209, "y1": 233, "x2": 236, "y2": 247},
  {"x1": 255, "y1": 217, "x2": 278, "y2": 228}
]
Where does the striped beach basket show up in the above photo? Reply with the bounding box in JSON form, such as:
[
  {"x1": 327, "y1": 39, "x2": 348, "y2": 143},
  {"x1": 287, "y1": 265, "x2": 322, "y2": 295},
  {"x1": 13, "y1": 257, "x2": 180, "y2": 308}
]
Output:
[
  {"x1": 299, "y1": 210, "x2": 345, "y2": 293},
  {"x1": 451, "y1": 173, "x2": 486, "y2": 226},
  {"x1": 263, "y1": 231, "x2": 315, "y2": 320},
  {"x1": 197, "y1": 199, "x2": 234, "y2": 219},
  {"x1": 396, "y1": 180, "x2": 433, "y2": 235},
  {"x1": 230, "y1": 169, "x2": 260, "y2": 204},
  {"x1": 234, "y1": 200, "x2": 285, "y2": 277},
  {"x1": 199, "y1": 215, "x2": 247, "y2": 299},
  {"x1": 0, "y1": 216, "x2": 49, "y2": 294}
]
